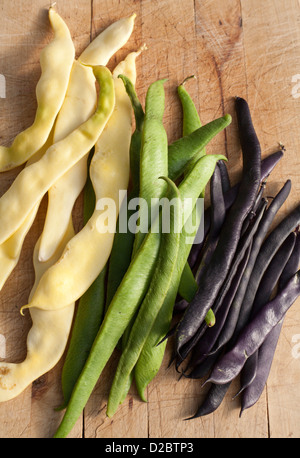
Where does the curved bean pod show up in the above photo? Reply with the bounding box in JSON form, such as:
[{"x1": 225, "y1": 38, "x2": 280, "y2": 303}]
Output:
[
  {"x1": 106, "y1": 73, "x2": 144, "y2": 308},
  {"x1": 135, "y1": 187, "x2": 206, "y2": 400},
  {"x1": 186, "y1": 382, "x2": 231, "y2": 419},
  {"x1": 177, "y1": 75, "x2": 204, "y2": 177},
  {"x1": 37, "y1": 60, "x2": 96, "y2": 262},
  {"x1": 134, "y1": 216, "x2": 199, "y2": 401},
  {"x1": 0, "y1": 66, "x2": 115, "y2": 248},
  {"x1": 119, "y1": 76, "x2": 169, "y2": 392},
  {"x1": 189, "y1": 150, "x2": 284, "y2": 270},
  {"x1": 178, "y1": 75, "x2": 201, "y2": 137},
  {"x1": 106, "y1": 177, "x2": 182, "y2": 416},
  {"x1": 0, "y1": 221, "x2": 75, "y2": 402},
  {"x1": 181, "y1": 198, "x2": 267, "y2": 366},
  {"x1": 234, "y1": 202, "x2": 300, "y2": 337},
  {"x1": 0, "y1": 7, "x2": 75, "y2": 171},
  {"x1": 58, "y1": 153, "x2": 104, "y2": 409},
  {"x1": 0, "y1": 7, "x2": 74, "y2": 171},
  {"x1": 211, "y1": 180, "x2": 292, "y2": 353},
  {"x1": 168, "y1": 114, "x2": 231, "y2": 181},
  {"x1": 174, "y1": 97, "x2": 261, "y2": 358},
  {"x1": 79, "y1": 14, "x2": 136, "y2": 66},
  {"x1": 217, "y1": 160, "x2": 231, "y2": 194},
  {"x1": 189, "y1": 241, "x2": 253, "y2": 370},
  {"x1": 176, "y1": 77, "x2": 203, "y2": 299},
  {"x1": 205, "y1": 270, "x2": 300, "y2": 385},
  {"x1": 240, "y1": 231, "x2": 300, "y2": 414},
  {"x1": 194, "y1": 164, "x2": 226, "y2": 284},
  {"x1": 38, "y1": 17, "x2": 137, "y2": 262},
  {"x1": 19, "y1": 67, "x2": 134, "y2": 314},
  {"x1": 235, "y1": 232, "x2": 296, "y2": 398},
  {"x1": 131, "y1": 78, "x2": 168, "y2": 255}
]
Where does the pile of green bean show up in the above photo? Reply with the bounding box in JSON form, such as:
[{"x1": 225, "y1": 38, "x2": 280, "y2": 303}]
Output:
[{"x1": 54, "y1": 76, "x2": 231, "y2": 438}]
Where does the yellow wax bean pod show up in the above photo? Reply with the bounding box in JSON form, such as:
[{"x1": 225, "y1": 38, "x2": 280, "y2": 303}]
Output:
[
  {"x1": 0, "y1": 211, "x2": 37, "y2": 291},
  {"x1": 0, "y1": 128, "x2": 56, "y2": 290},
  {"x1": 38, "y1": 61, "x2": 96, "y2": 262},
  {"x1": 0, "y1": 66, "x2": 115, "y2": 246},
  {"x1": 1, "y1": 60, "x2": 96, "y2": 271},
  {"x1": 21, "y1": 50, "x2": 140, "y2": 313},
  {"x1": 0, "y1": 220, "x2": 75, "y2": 402},
  {"x1": 39, "y1": 14, "x2": 136, "y2": 262},
  {"x1": 0, "y1": 6, "x2": 75, "y2": 171},
  {"x1": 79, "y1": 14, "x2": 136, "y2": 66}
]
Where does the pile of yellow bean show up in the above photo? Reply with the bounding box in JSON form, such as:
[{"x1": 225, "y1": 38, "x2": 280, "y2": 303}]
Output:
[{"x1": 0, "y1": 6, "x2": 140, "y2": 402}]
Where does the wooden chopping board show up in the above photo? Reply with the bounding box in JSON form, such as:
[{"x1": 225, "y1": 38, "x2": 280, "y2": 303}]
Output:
[{"x1": 0, "y1": 0, "x2": 299, "y2": 439}]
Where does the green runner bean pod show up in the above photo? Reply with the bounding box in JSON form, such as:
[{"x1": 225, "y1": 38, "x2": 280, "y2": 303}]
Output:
[
  {"x1": 106, "y1": 177, "x2": 182, "y2": 416},
  {"x1": 168, "y1": 114, "x2": 231, "y2": 181},
  {"x1": 135, "y1": 206, "x2": 200, "y2": 401},
  {"x1": 54, "y1": 152, "x2": 226, "y2": 438},
  {"x1": 54, "y1": 225, "x2": 161, "y2": 438},
  {"x1": 177, "y1": 75, "x2": 206, "y2": 173},
  {"x1": 176, "y1": 78, "x2": 203, "y2": 300},
  {"x1": 107, "y1": 78, "x2": 231, "y2": 307},
  {"x1": 134, "y1": 155, "x2": 224, "y2": 401},
  {"x1": 132, "y1": 78, "x2": 169, "y2": 256},
  {"x1": 106, "y1": 75, "x2": 145, "y2": 308},
  {"x1": 120, "y1": 76, "x2": 169, "y2": 396},
  {"x1": 178, "y1": 76, "x2": 201, "y2": 136}
]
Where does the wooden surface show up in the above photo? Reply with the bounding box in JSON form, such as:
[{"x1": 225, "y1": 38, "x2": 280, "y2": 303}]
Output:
[{"x1": 0, "y1": 0, "x2": 299, "y2": 439}]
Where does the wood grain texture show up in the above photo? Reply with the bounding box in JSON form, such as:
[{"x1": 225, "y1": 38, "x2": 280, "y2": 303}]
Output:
[{"x1": 0, "y1": 0, "x2": 299, "y2": 438}]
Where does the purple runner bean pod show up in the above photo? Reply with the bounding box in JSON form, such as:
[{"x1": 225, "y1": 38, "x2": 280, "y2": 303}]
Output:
[
  {"x1": 205, "y1": 270, "x2": 300, "y2": 385},
  {"x1": 217, "y1": 159, "x2": 231, "y2": 194},
  {"x1": 210, "y1": 180, "x2": 292, "y2": 353},
  {"x1": 189, "y1": 241, "x2": 253, "y2": 369},
  {"x1": 186, "y1": 382, "x2": 232, "y2": 419},
  {"x1": 188, "y1": 150, "x2": 283, "y2": 271},
  {"x1": 234, "y1": 232, "x2": 296, "y2": 398},
  {"x1": 194, "y1": 164, "x2": 226, "y2": 283},
  {"x1": 240, "y1": 231, "x2": 300, "y2": 414},
  {"x1": 176, "y1": 190, "x2": 267, "y2": 368},
  {"x1": 175, "y1": 97, "x2": 262, "y2": 358},
  {"x1": 234, "y1": 201, "x2": 300, "y2": 337}
]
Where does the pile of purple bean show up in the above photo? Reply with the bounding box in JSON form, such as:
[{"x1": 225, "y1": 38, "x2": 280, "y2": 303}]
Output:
[{"x1": 172, "y1": 97, "x2": 300, "y2": 418}]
